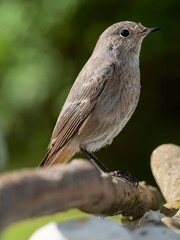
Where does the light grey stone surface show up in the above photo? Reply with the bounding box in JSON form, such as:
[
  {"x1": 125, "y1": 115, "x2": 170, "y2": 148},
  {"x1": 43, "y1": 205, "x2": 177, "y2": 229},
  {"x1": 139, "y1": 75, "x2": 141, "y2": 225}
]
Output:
[
  {"x1": 29, "y1": 218, "x2": 180, "y2": 240},
  {"x1": 134, "y1": 225, "x2": 180, "y2": 240},
  {"x1": 151, "y1": 144, "x2": 180, "y2": 202},
  {"x1": 29, "y1": 218, "x2": 132, "y2": 240}
]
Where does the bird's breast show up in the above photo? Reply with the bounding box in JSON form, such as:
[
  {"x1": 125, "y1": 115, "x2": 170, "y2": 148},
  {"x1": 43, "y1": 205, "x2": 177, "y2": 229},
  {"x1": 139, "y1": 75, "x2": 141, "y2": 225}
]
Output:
[
  {"x1": 94, "y1": 66, "x2": 141, "y2": 139},
  {"x1": 78, "y1": 61, "x2": 141, "y2": 151}
]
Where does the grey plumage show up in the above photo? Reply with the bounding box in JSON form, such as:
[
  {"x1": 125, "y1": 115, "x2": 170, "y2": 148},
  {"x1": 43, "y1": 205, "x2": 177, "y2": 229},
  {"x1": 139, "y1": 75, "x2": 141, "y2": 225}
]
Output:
[{"x1": 40, "y1": 21, "x2": 159, "y2": 167}]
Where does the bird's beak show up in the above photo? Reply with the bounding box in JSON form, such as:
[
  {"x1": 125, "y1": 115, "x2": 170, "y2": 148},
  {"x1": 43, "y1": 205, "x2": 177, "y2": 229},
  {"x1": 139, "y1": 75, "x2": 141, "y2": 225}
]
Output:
[{"x1": 142, "y1": 27, "x2": 160, "y2": 35}]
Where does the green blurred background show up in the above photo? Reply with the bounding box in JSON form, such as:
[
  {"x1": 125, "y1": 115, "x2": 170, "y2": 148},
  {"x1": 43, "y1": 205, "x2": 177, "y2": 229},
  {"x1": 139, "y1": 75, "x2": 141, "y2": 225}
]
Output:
[{"x1": 0, "y1": 0, "x2": 179, "y2": 184}]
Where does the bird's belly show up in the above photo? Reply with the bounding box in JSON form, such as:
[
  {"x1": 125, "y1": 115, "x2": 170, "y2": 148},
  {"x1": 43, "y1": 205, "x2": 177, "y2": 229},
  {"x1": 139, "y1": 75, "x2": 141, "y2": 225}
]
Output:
[{"x1": 79, "y1": 80, "x2": 140, "y2": 152}]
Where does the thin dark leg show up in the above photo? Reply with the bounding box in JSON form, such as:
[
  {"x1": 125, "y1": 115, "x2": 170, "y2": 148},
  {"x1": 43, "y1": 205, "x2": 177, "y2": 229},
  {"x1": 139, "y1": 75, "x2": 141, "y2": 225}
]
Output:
[
  {"x1": 81, "y1": 149, "x2": 110, "y2": 173},
  {"x1": 81, "y1": 148, "x2": 138, "y2": 186}
]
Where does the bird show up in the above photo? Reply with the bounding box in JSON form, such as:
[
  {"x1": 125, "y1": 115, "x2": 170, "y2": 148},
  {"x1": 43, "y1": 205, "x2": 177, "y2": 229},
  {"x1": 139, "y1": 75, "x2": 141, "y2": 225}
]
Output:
[{"x1": 40, "y1": 21, "x2": 159, "y2": 175}]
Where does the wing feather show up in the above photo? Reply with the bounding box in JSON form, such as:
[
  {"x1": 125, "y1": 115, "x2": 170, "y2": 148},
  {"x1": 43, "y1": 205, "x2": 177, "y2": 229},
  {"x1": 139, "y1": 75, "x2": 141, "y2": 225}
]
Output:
[{"x1": 46, "y1": 61, "x2": 114, "y2": 158}]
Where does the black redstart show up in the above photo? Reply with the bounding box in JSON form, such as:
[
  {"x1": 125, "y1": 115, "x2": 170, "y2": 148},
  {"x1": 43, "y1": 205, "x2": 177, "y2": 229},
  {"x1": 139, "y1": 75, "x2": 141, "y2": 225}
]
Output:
[{"x1": 40, "y1": 21, "x2": 159, "y2": 175}]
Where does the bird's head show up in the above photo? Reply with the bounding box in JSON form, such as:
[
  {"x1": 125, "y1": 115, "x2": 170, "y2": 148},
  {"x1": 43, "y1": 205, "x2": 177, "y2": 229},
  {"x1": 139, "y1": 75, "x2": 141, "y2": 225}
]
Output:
[{"x1": 94, "y1": 21, "x2": 159, "y2": 59}]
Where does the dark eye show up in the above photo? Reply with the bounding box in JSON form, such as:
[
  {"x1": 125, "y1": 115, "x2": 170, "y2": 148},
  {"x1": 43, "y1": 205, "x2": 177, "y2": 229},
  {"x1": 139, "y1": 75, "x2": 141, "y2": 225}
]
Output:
[{"x1": 120, "y1": 29, "x2": 130, "y2": 37}]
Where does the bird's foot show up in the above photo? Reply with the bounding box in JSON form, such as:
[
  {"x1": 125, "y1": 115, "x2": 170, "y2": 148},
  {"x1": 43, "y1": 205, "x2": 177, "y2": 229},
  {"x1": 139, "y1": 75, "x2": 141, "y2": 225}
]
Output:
[{"x1": 113, "y1": 170, "x2": 139, "y2": 186}]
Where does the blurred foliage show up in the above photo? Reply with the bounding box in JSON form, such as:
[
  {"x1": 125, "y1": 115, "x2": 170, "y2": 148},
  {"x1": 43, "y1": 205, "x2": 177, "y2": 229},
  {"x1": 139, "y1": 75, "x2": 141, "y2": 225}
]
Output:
[
  {"x1": 0, "y1": 0, "x2": 179, "y2": 183},
  {"x1": 1, "y1": 209, "x2": 91, "y2": 240}
]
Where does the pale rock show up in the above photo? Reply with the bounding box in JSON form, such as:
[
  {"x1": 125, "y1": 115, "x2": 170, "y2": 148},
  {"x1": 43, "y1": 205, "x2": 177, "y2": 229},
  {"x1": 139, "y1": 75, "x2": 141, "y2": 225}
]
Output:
[
  {"x1": 151, "y1": 144, "x2": 180, "y2": 202},
  {"x1": 134, "y1": 226, "x2": 180, "y2": 240},
  {"x1": 29, "y1": 218, "x2": 133, "y2": 240},
  {"x1": 161, "y1": 209, "x2": 180, "y2": 235},
  {"x1": 138, "y1": 210, "x2": 165, "y2": 226},
  {"x1": 29, "y1": 217, "x2": 180, "y2": 240}
]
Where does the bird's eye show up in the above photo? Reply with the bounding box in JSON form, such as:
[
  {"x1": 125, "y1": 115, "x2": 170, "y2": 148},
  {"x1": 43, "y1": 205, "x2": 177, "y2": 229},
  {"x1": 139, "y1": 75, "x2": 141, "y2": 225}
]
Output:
[{"x1": 120, "y1": 29, "x2": 130, "y2": 37}]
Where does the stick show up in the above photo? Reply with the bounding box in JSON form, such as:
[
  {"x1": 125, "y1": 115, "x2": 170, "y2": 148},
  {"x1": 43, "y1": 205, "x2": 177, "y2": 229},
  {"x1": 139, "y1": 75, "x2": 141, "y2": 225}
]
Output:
[{"x1": 0, "y1": 159, "x2": 160, "y2": 230}]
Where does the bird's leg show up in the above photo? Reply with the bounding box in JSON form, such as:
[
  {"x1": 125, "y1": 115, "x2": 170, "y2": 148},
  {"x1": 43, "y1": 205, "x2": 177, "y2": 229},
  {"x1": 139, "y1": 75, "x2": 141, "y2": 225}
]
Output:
[
  {"x1": 81, "y1": 149, "x2": 138, "y2": 186},
  {"x1": 81, "y1": 149, "x2": 110, "y2": 174}
]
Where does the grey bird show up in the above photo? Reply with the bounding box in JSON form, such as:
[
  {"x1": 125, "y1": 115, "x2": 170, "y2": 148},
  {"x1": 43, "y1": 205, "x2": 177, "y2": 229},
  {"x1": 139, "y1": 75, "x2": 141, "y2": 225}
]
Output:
[{"x1": 40, "y1": 21, "x2": 159, "y2": 175}]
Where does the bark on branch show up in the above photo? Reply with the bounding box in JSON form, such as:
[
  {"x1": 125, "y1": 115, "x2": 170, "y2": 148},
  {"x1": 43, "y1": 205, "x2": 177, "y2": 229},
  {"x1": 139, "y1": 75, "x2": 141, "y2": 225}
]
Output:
[{"x1": 0, "y1": 159, "x2": 160, "y2": 231}]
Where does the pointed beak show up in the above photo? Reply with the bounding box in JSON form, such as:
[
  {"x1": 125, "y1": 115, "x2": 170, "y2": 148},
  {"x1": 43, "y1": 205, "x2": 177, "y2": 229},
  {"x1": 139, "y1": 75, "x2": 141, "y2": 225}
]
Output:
[{"x1": 142, "y1": 27, "x2": 160, "y2": 34}]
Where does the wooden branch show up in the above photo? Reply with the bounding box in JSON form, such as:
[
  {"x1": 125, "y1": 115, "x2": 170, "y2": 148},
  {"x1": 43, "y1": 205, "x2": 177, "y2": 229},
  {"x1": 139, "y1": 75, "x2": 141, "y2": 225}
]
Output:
[{"x1": 0, "y1": 159, "x2": 160, "y2": 231}]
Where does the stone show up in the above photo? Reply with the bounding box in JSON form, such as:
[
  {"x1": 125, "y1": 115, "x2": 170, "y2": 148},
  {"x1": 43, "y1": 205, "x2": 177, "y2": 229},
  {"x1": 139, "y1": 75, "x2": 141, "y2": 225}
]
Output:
[
  {"x1": 161, "y1": 209, "x2": 180, "y2": 235},
  {"x1": 151, "y1": 144, "x2": 180, "y2": 202},
  {"x1": 134, "y1": 225, "x2": 180, "y2": 240},
  {"x1": 138, "y1": 210, "x2": 165, "y2": 226},
  {"x1": 29, "y1": 217, "x2": 180, "y2": 240},
  {"x1": 29, "y1": 218, "x2": 133, "y2": 240}
]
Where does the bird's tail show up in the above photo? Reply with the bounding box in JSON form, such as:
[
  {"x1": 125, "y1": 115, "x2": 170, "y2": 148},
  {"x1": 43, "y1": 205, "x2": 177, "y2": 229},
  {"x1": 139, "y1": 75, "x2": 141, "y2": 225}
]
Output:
[{"x1": 39, "y1": 142, "x2": 78, "y2": 167}]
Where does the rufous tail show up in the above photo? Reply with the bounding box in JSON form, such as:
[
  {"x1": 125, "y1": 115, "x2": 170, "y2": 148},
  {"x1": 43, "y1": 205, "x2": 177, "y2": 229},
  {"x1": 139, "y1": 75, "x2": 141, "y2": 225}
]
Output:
[{"x1": 39, "y1": 143, "x2": 77, "y2": 167}]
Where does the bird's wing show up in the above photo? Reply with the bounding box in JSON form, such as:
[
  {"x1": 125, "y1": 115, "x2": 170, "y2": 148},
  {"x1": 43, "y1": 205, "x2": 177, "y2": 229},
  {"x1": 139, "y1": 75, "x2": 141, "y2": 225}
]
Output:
[{"x1": 46, "y1": 62, "x2": 115, "y2": 158}]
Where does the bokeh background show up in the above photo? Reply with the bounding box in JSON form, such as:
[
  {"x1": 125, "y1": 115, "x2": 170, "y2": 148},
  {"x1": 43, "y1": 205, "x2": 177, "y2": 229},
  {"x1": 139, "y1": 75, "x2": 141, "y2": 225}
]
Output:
[{"x1": 0, "y1": 0, "x2": 179, "y2": 185}]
